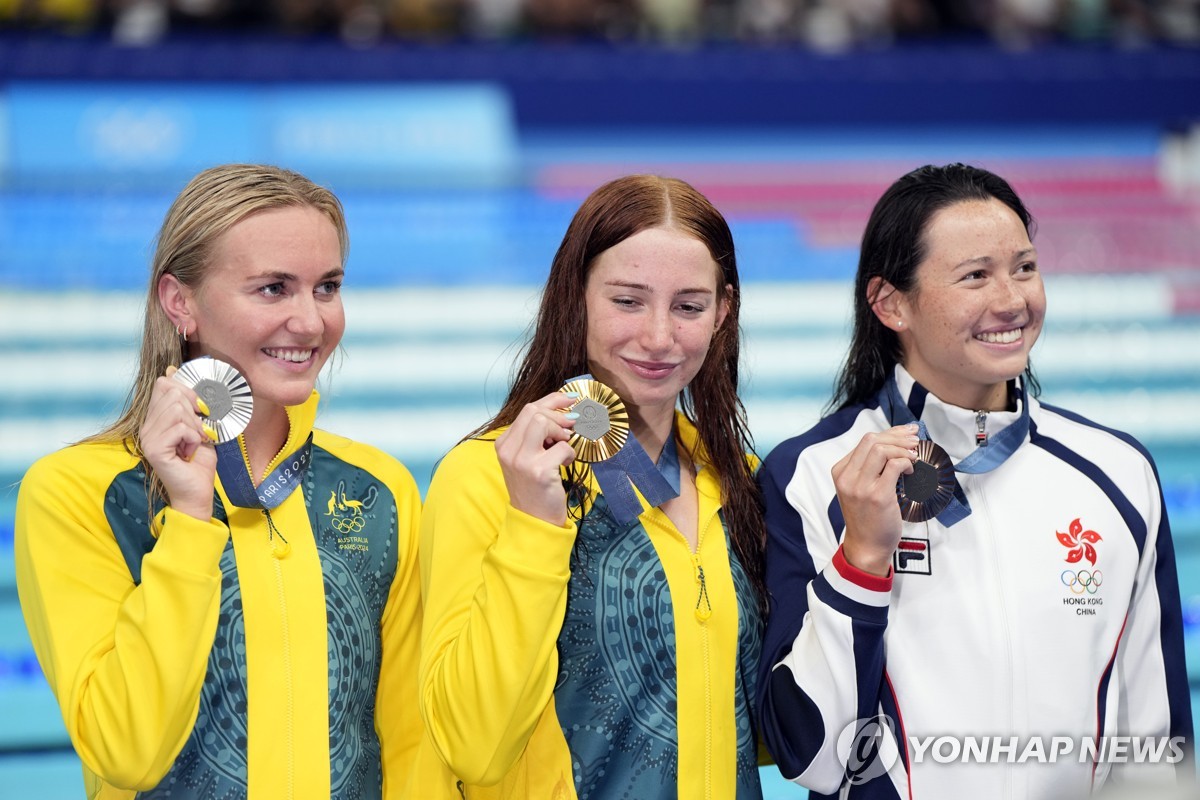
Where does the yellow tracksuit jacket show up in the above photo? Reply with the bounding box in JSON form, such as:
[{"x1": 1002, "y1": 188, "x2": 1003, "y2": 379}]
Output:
[
  {"x1": 15, "y1": 393, "x2": 423, "y2": 799},
  {"x1": 417, "y1": 413, "x2": 763, "y2": 799}
]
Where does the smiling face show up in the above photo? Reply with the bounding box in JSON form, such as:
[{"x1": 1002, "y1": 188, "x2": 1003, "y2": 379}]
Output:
[
  {"x1": 172, "y1": 204, "x2": 345, "y2": 422},
  {"x1": 584, "y1": 225, "x2": 729, "y2": 428},
  {"x1": 887, "y1": 198, "x2": 1046, "y2": 410}
]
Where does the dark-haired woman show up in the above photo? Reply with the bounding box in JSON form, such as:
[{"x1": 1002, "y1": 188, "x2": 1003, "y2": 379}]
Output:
[
  {"x1": 417, "y1": 175, "x2": 766, "y2": 799},
  {"x1": 756, "y1": 163, "x2": 1191, "y2": 798}
]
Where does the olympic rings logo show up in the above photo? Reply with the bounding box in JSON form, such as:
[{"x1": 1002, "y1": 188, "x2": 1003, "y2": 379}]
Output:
[
  {"x1": 324, "y1": 487, "x2": 369, "y2": 536},
  {"x1": 331, "y1": 515, "x2": 365, "y2": 533},
  {"x1": 1061, "y1": 569, "x2": 1103, "y2": 595}
]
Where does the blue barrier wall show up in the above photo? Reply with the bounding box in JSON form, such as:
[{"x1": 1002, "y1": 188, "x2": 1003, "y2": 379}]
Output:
[{"x1": 2, "y1": 36, "x2": 1198, "y2": 130}]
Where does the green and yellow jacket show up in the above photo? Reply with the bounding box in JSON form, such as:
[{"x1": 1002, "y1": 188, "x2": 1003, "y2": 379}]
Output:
[
  {"x1": 16, "y1": 392, "x2": 423, "y2": 800},
  {"x1": 417, "y1": 412, "x2": 763, "y2": 800}
]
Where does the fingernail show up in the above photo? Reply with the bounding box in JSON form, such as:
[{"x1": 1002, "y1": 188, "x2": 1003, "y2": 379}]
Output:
[
  {"x1": 562, "y1": 391, "x2": 580, "y2": 398},
  {"x1": 910, "y1": 448, "x2": 919, "y2": 457},
  {"x1": 563, "y1": 412, "x2": 580, "y2": 420},
  {"x1": 165, "y1": 365, "x2": 178, "y2": 377},
  {"x1": 203, "y1": 424, "x2": 219, "y2": 442},
  {"x1": 196, "y1": 398, "x2": 211, "y2": 417}
]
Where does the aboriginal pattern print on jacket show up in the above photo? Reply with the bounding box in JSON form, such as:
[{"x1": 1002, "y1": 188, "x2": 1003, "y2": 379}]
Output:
[
  {"x1": 552, "y1": 493, "x2": 762, "y2": 799},
  {"x1": 102, "y1": 445, "x2": 398, "y2": 800}
]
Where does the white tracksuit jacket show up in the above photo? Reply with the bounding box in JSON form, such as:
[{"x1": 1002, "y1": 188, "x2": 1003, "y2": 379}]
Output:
[{"x1": 756, "y1": 366, "x2": 1192, "y2": 799}]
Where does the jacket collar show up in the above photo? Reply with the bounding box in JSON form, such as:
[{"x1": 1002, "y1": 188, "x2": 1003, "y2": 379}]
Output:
[
  {"x1": 254, "y1": 390, "x2": 321, "y2": 477},
  {"x1": 892, "y1": 366, "x2": 1031, "y2": 463}
]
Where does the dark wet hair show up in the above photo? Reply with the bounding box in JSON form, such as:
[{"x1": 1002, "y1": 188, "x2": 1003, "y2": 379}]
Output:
[{"x1": 831, "y1": 163, "x2": 1040, "y2": 411}]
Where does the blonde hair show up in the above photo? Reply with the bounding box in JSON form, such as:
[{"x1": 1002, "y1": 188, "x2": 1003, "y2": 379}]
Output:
[{"x1": 84, "y1": 164, "x2": 348, "y2": 512}]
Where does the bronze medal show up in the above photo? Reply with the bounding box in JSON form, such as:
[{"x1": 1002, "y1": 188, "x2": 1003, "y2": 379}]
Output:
[{"x1": 896, "y1": 439, "x2": 956, "y2": 523}]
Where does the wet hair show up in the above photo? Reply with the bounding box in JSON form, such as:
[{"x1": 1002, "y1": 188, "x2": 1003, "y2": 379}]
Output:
[
  {"x1": 84, "y1": 163, "x2": 347, "y2": 517},
  {"x1": 475, "y1": 174, "x2": 766, "y2": 605},
  {"x1": 831, "y1": 162, "x2": 1040, "y2": 412}
]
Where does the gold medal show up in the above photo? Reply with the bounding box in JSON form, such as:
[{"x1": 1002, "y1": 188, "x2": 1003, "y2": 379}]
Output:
[
  {"x1": 173, "y1": 357, "x2": 254, "y2": 443},
  {"x1": 559, "y1": 377, "x2": 630, "y2": 463},
  {"x1": 896, "y1": 439, "x2": 956, "y2": 523}
]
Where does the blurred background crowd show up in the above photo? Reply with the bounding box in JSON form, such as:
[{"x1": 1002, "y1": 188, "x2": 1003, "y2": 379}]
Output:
[{"x1": 2, "y1": 0, "x2": 1199, "y2": 49}]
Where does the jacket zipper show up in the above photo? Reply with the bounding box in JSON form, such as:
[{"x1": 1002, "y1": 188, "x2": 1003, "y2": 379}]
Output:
[
  {"x1": 976, "y1": 483, "x2": 1014, "y2": 799},
  {"x1": 692, "y1": 554, "x2": 713, "y2": 622},
  {"x1": 700, "y1": 540, "x2": 714, "y2": 799},
  {"x1": 274, "y1": 555, "x2": 295, "y2": 800},
  {"x1": 975, "y1": 410, "x2": 989, "y2": 447},
  {"x1": 241, "y1": 435, "x2": 295, "y2": 796},
  {"x1": 648, "y1": 502, "x2": 719, "y2": 799},
  {"x1": 691, "y1": 512, "x2": 720, "y2": 800}
]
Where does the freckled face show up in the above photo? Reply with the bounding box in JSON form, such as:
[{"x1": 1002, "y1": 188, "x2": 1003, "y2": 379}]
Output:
[
  {"x1": 893, "y1": 198, "x2": 1046, "y2": 410},
  {"x1": 584, "y1": 226, "x2": 729, "y2": 423},
  {"x1": 181, "y1": 205, "x2": 345, "y2": 419}
]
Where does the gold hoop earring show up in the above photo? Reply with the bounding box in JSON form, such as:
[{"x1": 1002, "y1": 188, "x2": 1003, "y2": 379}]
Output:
[{"x1": 176, "y1": 322, "x2": 188, "y2": 343}]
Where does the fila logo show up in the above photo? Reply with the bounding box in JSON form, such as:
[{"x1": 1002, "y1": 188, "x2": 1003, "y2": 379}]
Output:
[{"x1": 894, "y1": 537, "x2": 932, "y2": 575}]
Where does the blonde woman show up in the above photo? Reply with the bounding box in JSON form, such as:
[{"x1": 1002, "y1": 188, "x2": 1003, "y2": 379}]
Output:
[{"x1": 16, "y1": 164, "x2": 422, "y2": 799}]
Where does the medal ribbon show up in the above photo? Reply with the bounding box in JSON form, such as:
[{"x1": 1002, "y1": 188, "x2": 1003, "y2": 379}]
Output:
[
  {"x1": 656, "y1": 432, "x2": 682, "y2": 495},
  {"x1": 215, "y1": 434, "x2": 313, "y2": 510},
  {"x1": 568, "y1": 374, "x2": 680, "y2": 525},
  {"x1": 878, "y1": 377, "x2": 1030, "y2": 526}
]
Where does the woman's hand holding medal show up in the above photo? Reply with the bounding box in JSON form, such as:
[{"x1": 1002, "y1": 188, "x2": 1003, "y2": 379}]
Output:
[
  {"x1": 495, "y1": 392, "x2": 579, "y2": 527},
  {"x1": 832, "y1": 424, "x2": 920, "y2": 577},
  {"x1": 140, "y1": 365, "x2": 220, "y2": 521}
]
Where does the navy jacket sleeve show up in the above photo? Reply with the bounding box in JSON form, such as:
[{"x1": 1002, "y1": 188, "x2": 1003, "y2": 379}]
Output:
[{"x1": 756, "y1": 436, "x2": 899, "y2": 795}]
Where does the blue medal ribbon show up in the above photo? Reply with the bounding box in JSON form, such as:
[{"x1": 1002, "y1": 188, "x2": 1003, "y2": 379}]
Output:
[
  {"x1": 214, "y1": 434, "x2": 313, "y2": 510},
  {"x1": 656, "y1": 432, "x2": 682, "y2": 495},
  {"x1": 569, "y1": 373, "x2": 680, "y2": 525},
  {"x1": 878, "y1": 376, "x2": 1030, "y2": 527}
]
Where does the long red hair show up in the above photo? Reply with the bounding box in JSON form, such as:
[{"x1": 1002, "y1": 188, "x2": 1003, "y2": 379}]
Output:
[{"x1": 472, "y1": 174, "x2": 766, "y2": 605}]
